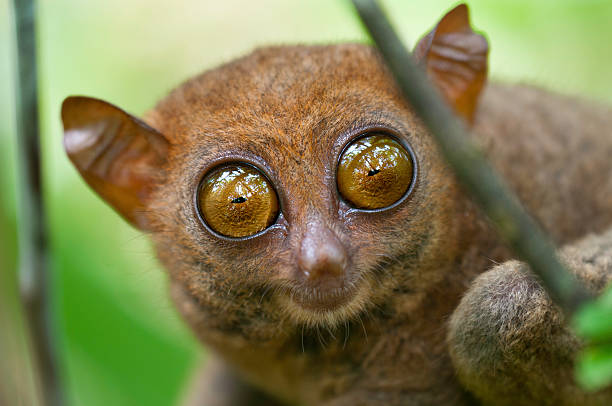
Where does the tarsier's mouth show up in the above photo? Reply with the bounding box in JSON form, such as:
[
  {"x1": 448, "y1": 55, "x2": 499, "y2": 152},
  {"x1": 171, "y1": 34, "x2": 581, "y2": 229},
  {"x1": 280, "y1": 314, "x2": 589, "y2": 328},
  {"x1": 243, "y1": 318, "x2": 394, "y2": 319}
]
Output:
[
  {"x1": 280, "y1": 277, "x2": 372, "y2": 327},
  {"x1": 290, "y1": 284, "x2": 358, "y2": 312}
]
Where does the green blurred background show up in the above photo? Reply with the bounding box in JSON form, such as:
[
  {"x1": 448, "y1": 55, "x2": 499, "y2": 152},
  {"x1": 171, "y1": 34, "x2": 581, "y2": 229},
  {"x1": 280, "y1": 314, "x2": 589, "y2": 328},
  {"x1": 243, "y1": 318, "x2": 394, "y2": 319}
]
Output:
[{"x1": 1, "y1": 0, "x2": 611, "y2": 405}]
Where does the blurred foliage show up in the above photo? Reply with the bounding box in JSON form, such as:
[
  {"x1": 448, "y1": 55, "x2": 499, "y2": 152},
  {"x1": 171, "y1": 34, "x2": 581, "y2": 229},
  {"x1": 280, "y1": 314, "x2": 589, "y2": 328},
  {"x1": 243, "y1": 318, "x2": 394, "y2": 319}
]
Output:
[
  {"x1": 575, "y1": 286, "x2": 612, "y2": 390},
  {"x1": 1, "y1": 0, "x2": 612, "y2": 405}
]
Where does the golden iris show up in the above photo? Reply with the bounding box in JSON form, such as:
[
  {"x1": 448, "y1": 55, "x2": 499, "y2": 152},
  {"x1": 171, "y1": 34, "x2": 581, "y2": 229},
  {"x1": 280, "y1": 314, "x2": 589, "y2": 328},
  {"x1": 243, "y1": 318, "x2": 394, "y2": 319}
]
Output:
[
  {"x1": 337, "y1": 134, "x2": 414, "y2": 209},
  {"x1": 198, "y1": 164, "x2": 279, "y2": 237}
]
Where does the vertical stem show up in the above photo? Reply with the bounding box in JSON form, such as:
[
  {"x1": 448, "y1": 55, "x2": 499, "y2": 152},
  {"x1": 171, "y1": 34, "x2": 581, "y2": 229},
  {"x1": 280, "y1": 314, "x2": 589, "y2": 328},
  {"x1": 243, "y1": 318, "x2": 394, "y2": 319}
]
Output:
[{"x1": 12, "y1": 0, "x2": 62, "y2": 405}]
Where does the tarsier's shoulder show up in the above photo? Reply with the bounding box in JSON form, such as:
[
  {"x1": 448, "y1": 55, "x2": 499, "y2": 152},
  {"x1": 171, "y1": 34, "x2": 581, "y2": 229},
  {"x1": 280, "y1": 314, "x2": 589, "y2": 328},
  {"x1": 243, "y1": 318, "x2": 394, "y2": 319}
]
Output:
[
  {"x1": 477, "y1": 82, "x2": 612, "y2": 128},
  {"x1": 474, "y1": 81, "x2": 612, "y2": 174},
  {"x1": 473, "y1": 82, "x2": 612, "y2": 244}
]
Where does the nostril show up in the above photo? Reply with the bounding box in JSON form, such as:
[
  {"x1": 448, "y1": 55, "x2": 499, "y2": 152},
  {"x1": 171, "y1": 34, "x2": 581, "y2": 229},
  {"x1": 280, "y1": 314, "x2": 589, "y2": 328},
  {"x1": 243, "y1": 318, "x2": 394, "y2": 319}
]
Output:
[{"x1": 298, "y1": 226, "x2": 347, "y2": 283}]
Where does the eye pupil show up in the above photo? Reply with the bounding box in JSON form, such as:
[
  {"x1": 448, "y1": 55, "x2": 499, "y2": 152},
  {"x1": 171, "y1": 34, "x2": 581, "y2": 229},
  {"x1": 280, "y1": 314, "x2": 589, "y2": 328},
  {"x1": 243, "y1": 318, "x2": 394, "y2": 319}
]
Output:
[
  {"x1": 367, "y1": 169, "x2": 380, "y2": 176},
  {"x1": 232, "y1": 196, "x2": 247, "y2": 203}
]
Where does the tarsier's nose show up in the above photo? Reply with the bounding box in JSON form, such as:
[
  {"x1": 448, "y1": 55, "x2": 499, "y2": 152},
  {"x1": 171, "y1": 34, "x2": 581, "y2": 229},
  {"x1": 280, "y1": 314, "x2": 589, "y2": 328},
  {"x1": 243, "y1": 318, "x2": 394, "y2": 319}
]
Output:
[{"x1": 298, "y1": 222, "x2": 348, "y2": 286}]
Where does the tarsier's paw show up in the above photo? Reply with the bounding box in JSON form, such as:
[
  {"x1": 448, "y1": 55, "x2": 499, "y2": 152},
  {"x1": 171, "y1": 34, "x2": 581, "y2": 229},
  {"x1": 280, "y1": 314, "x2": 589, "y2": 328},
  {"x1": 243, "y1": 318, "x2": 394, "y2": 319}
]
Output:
[{"x1": 448, "y1": 229, "x2": 612, "y2": 406}]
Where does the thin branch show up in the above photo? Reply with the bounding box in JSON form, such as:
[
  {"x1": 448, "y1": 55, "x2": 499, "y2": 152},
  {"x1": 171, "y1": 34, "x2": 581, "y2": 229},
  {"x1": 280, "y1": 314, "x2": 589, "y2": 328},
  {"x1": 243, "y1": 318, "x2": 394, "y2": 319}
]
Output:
[
  {"x1": 12, "y1": 0, "x2": 62, "y2": 405},
  {"x1": 351, "y1": 0, "x2": 590, "y2": 315}
]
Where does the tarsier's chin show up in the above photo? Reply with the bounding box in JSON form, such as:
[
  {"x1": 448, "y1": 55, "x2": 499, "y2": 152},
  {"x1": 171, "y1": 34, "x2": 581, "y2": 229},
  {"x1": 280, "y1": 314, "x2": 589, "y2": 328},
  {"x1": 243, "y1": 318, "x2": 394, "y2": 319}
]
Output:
[{"x1": 61, "y1": 4, "x2": 486, "y2": 333}]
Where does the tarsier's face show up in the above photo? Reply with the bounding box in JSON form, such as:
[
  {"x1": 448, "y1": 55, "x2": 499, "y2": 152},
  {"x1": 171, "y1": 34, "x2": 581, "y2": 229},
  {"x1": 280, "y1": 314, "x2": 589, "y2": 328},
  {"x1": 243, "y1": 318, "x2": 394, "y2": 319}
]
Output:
[
  {"x1": 145, "y1": 46, "x2": 440, "y2": 333},
  {"x1": 62, "y1": 6, "x2": 487, "y2": 340}
]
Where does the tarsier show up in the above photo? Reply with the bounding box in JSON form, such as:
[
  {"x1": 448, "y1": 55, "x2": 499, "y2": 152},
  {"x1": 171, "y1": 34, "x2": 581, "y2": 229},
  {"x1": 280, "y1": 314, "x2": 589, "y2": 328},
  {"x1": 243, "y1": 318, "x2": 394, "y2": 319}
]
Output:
[{"x1": 61, "y1": 5, "x2": 612, "y2": 406}]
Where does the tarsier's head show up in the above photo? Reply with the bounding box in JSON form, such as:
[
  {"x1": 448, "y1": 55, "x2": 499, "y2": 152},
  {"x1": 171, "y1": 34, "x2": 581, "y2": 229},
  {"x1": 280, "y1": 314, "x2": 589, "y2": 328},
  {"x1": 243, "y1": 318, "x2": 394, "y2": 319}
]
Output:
[{"x1": 62, "y1": 5, "x2": 488, "y2": 340}]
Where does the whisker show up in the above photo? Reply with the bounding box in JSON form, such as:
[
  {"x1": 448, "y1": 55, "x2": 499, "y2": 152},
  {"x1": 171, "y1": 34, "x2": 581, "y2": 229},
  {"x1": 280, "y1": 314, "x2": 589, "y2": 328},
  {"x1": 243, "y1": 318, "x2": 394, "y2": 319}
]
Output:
[
  {"x1": 259, "y1": 285, "x2": 273, "y2": 304},
  {"x1": 357, "y1": 315, "x2": 368, "y2": 343},
  {"x1": 316, "y1": 326, "x2": 328, "y2": 348},
  {"x1": 343, "y1": 320, "x2": 350, "y2": 349}
]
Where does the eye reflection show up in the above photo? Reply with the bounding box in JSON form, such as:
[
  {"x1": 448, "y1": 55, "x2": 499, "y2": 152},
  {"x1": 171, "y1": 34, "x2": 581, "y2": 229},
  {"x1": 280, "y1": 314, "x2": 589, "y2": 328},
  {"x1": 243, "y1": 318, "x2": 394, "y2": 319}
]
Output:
[
  {"x1": 198, "y1": 164, "x2": 279, "y2": 238},
  {"x1": 337, "y1": 134, "x2": 414, "y2": 210}
]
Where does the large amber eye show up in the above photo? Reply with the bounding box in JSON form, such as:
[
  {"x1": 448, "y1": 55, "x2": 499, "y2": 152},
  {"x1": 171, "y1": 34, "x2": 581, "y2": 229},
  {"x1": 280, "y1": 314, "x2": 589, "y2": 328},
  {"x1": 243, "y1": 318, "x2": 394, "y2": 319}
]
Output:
[
  {"x1": 337, "y1": 134, "x2": 414, "y2": 210},
  {"x1": 197, "y1": 164, "x2": 279, "y2": 238}
]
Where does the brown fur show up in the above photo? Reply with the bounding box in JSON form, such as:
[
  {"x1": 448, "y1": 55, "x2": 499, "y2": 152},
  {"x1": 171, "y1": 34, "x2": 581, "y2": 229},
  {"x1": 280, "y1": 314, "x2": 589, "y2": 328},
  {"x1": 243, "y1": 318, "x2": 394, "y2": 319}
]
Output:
[{"x1": 135, "y1": 45, "x2": 611, "y2": 405}]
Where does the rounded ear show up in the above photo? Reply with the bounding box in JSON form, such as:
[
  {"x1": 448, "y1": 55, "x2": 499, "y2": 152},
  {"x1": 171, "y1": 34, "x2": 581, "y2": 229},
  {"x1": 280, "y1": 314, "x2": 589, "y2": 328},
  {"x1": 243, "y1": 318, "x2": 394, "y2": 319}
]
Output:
[
  {"x1": 61, "y1": 96, "x2": 169, "y2": 230},
  {"x1": 414, "y1": 4, "x2": 489, "y2": 124}
]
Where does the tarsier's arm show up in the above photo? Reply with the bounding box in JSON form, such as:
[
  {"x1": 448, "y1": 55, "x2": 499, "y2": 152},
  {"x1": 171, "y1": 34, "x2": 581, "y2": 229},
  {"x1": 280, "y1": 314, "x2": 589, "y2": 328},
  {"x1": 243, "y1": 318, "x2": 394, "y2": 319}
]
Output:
[{"x1": 448, "y1": 228, "x2": 612, "y2": 406}]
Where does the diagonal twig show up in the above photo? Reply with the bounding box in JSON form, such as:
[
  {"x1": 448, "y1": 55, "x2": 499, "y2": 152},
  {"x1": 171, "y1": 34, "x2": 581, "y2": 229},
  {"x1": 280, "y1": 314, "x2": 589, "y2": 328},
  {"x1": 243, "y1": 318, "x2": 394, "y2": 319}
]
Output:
[{"x1": 351, "y1": 0, "x2": 590, "y2": 316}]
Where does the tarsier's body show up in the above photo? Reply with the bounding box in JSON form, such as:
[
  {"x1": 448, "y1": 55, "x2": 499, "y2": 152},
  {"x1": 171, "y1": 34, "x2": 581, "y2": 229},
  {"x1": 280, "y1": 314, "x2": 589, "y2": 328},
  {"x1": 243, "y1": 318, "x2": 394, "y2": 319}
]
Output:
[{"x1": 62, "y1": 5, "x2": 612, "y2": 406}]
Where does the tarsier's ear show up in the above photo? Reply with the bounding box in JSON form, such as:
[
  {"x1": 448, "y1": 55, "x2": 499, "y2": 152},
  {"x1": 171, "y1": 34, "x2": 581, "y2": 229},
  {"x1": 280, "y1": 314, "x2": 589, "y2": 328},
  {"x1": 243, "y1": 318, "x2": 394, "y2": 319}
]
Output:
[
  {"x1": 61, "y1": 96, "x2": 169, "y2": 231},
  {"x1": 413, "y1": 4, "x2": 489, "y2": 124}
]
